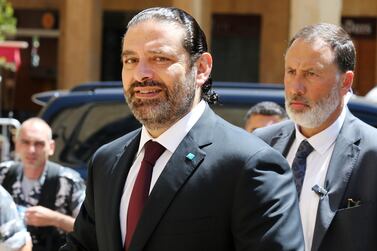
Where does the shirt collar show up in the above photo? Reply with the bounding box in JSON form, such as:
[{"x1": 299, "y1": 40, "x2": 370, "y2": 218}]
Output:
[
  {"x1": 294, "y1": 104, "x2": 347, "y2": 155},
  {"x1": 138, "y1": 100, "x2": 206, "y2": 155}
]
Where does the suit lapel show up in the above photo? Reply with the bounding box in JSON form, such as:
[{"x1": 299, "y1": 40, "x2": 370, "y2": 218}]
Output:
[
  {"x1": 270, "y1": 122, "x2": 295, "y2": 157},
  {"x1": 106, "y1": 132, "x2": 141, "y2": 251},
  {"x1": 128, "y1": 106, "x2": 214, "y2": 251},
  {"x1": 311, "y1": 112, "x2": 361, "y2": 251}
]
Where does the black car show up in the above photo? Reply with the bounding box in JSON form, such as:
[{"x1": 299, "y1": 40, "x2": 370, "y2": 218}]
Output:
[{"x1": 33, "y1": 81, "x2": 377, "y2": 178}]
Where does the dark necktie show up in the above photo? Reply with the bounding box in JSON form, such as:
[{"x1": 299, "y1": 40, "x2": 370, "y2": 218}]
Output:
[
  {"x1": 291, "y1": 140, "x2": 314, "y2": 199},
  {"x1": 125, "y1": 140, "x2": 165, "y2": 250}
]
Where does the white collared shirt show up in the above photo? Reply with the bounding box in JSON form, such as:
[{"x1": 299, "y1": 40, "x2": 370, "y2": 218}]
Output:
[
  {"x1": 119, "y1": 100, "x2": 206, "y2": 244},
  {"x1": 286, "y1": 105, "x2": 347, "y2": 251}
]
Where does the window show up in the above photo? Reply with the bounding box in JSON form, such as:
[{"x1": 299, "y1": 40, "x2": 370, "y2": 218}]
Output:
[
  {"x1": 211, "y1": 14, "x2": 261, "y2": 82},
  {"x1": 49, "y1": 101, "x2": 140, "y2": 168}
]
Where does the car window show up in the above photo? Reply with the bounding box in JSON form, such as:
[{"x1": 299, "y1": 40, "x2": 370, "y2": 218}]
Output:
[
  {"x1": 211, "y1": 104, "x2": 249, "y2": 128},
  {"x1": 49, "y1": 101, "x2": 140, "y2": 167},
  {"x1": 49, "y1": 105, "x2": 85, "y2": 164}
]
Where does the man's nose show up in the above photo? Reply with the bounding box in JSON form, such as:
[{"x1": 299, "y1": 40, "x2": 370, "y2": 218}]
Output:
[
  {"x1": 134, "y1": 60, "x2": 153, "y2": 82},
  {"x1": 288, "y1": 74, "x2": 306, "y2": 95},
  {"x1": 27, "y1": 144, "x2": 36, "y2": 152}
]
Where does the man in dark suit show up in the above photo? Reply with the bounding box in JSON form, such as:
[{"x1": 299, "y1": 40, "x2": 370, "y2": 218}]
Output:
[
  {"x1": 61, "y1": 7, "x2": 303, "y2": 251},
  {"x1": 254, "y1": 23, "x2": 377, "y2": 251}
]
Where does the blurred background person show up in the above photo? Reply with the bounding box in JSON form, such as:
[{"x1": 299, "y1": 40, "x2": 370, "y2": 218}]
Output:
[
  {"x1": 0, "y1": 184, "x2": 32, "y2": 251},
  {"x1": 244, "y1": 101, "x2": 287, "y2": 132},
  {"x1": 0, "y1": 118, "x2": 85, "y2": 251}
]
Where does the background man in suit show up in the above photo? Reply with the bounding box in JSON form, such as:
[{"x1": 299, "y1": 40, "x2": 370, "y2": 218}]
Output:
[
  {"x1": 61, "y1": 7, "x2": 303, "y2": 251},
  {"x1": 0, "y1": 118, "x2": 86, "y2": 251},
  {"x1": 244, "y1": 101, "x2": 287, "y2": 132},
  {"x1": 254, "y1": 23, "x2": 377, "y2": 251}
]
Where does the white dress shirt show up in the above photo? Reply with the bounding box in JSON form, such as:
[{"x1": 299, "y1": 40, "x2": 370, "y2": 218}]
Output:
[
  {"x1": 119, "y1": 100, "x2": 206, "y2": 244},
  {"x1": 286, "y1": 106, "x2": 347, "y2": 251}
]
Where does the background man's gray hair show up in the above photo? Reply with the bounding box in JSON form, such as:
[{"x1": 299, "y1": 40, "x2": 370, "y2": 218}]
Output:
[{"x1": 287, "y1": 23, "x2": 356, "y2": 72}]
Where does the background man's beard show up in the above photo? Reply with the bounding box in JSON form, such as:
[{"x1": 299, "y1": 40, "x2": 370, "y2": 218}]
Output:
[{"x1": 285, "y1": 84, "x2": 340, "y2": 128}]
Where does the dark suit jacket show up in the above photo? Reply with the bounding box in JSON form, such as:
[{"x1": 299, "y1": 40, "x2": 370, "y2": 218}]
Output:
[
  {"x1": 61, "y1": 106, "x2": 304, "y2": 251},
  {"x1": 253, "y1": 109, "x2": 377, "y2": 251}
]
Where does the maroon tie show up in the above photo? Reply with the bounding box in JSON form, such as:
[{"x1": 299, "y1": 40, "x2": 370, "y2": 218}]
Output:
[{"x1": 125, "y1": 140, "x2": 165, "y2": 250}]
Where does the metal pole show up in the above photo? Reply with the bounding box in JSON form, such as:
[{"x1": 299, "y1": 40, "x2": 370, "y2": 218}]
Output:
[{"x1": 0, "y1": 117, "x2": 20, "y2": 161}]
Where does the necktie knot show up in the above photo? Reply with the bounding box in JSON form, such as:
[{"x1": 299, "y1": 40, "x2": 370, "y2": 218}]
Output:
[
  {"x1": 143, "y1": 141, "x2": 165, "y2": 165},
  {"x1": 295, "y1": 140, "x2": 314, "y2": 159}
]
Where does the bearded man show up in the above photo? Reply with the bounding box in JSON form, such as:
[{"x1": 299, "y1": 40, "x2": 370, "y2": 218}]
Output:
[
  {"x1": 60, "y1": 7, "x2": 303, "y2": 251},
  {"x1": 254, "y1": 23, "x2": 377, "y2": 251}
]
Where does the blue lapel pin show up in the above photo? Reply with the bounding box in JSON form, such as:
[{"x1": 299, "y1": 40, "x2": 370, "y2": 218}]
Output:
[{"x1": 186, "y1": 153, "x2": 195, "y2": 160}]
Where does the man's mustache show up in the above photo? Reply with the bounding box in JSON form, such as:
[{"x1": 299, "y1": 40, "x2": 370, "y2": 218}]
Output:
[
  {"x1": 288, "y1": 94, "x2": 309, "y2": 105},
  {"x1": 127, "y1": 80, "x2": 164, "y2": 91},
  {"x1": 130, "y1": 80, "x2": 164, "y2": 88},
  {"x1": 127, "y1": 80, "x2": 167, "y2": 96}
]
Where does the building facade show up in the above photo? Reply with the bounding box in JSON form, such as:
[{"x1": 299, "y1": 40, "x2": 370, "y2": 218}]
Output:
[{"x1": 4, "y1": 0, "x2": 377, "y2": 116}]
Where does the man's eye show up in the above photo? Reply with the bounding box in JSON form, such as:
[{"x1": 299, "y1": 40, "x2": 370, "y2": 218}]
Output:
[
  {"x1": 21, "y1": 140, "x2": 29, "y2": 145},
  {"x1": 306, "y1": 71, "x2": 316, "y2": 77},
  {"x1": 124, "y1": 58, "x2": 137, "y2": 64},
  {"x1": 286, "y1": 69, "x2": 295, "y2": 75},
  {"x1": 154, "y1": 57, "x2": 169, "y2": 62},
  {"x1": 35, "y1": 142, "x2": 45, "y2": 148}
]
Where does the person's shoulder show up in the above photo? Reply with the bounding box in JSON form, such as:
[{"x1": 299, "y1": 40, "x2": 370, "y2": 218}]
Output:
[
  {"x1": 211, "y1": 114, "x2": 289, "y2": 171},
  {"x1": 253, "y1": 119, "x2": 294, "y2": 141},
  {"x1": 212, "y1": 114, "x2": 282, "y2": 155},
  {"x1": 0, "y1": 184, "x2": 11, "y2": 198},
  {"x1": 212, "y1": 113, "x2": 252, "y2": 140},
  {"x1": 353, "y1": 117, "x2": 376, "y2": 131},
  {"x1": 342, "y1": 113, "x2": 377, "y2": 164},
  {"x1": 95, "y1": 128, "x2": 141, "y2": 155},
  {"x1": 0, "y1": 184, "x2": 17, "y2": 216},
  {"x1": 344, "y1": 110, "x2": 377, "y2": 136},
  {"x1": 0, "y1": 160, "x2": 21, "y2": 180},
  {"x1": 0, "y1": 160, "x2": 19, "y2": 170},
  {"x1": 60, "y1": 167, "x2": 84, "y2": 182},
  {"x1": 48, "y1": 161, "x2": 83, "y2": 183}
]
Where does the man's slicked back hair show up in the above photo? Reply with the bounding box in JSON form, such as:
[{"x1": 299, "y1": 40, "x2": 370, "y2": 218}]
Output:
[{"x1": 288, "y1": 23, "x2": 356, "y2": 72}]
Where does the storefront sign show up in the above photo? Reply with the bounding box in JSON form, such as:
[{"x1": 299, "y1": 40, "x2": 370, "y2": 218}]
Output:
[{"x1": 342, "y1": 17, "x2": 377, "y2": 38}]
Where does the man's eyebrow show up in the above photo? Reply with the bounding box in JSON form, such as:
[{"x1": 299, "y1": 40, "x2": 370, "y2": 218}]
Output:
[
  {"x1": 121, "y1": 50, "x2": 136, "y2": 58},
  {"x1": 148, "y1": 47, "x2": 176, "y2": 56},
  {"x1": 302, "y1": 66, "x2": 321, "y2": 72},
  {"x1": 147, "y1": 48, "x2": 163, "y2": 54},
  {"x1": 121, "y1": 47, "x2": 177, "y2": 60},
  {"x1": 285, "y1": 65, "x2": 319, "y2": 71}
]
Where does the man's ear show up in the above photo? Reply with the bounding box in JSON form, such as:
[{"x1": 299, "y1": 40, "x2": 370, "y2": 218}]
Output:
[
  {"x1": 49, "y1": 139, "x2": 56, "y2": 156},
  {"x1": 341, "y1": 70, "x2": 354, "y2": 95},
  {"x1": 195, "y1": 52, "x2": 212, "y2": 87}
]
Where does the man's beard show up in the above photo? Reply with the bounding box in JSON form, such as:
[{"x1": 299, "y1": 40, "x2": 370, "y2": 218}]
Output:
[
  {"x1": 125, "y1": 69, "x2": 197, "y2": 130},
  {"x1": 285, "y1": 83, "x2": 340, "y2": 128}
]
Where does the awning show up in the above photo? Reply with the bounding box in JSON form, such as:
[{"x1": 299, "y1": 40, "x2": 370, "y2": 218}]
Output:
[{"x1": 0, "y1": 41, "x2": 28, "y2": 71}]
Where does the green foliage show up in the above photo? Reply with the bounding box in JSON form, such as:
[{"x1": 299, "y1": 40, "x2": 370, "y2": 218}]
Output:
[
  {"x1": 0, "y1": 0, "x2": 17, "y2": 41},
  {"x1": 0, "y1": 57, "x2": 16, "y2": 71},
  {"x1": 0, "y1": 0, "x2": 17, "y2": 71}
]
